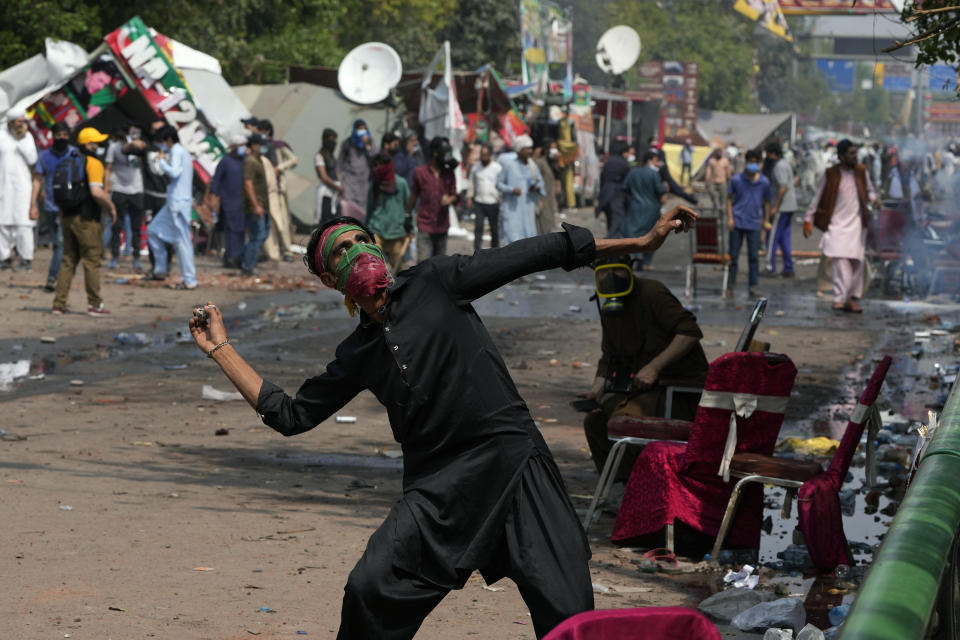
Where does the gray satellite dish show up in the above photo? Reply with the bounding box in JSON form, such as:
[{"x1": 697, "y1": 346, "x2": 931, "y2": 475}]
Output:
[
  {"x1": 338, "y1": 42, "x2": 403, "y2": 105},
  {"x1": 596, "y1": 26, "x2": 641, "y2": 76}
]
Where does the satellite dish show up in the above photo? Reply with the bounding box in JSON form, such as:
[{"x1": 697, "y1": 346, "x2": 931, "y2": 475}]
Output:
[
  {"x1": 596, "y1": 26, "x2": 641, "y2": 75},
  {"x1": 338, "y1": 42, "x2": 403, "y2": 105}
]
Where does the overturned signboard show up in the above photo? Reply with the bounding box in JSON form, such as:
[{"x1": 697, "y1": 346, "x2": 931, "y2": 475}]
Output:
[{"x1": 104, "y1": 17, "x2": 225, "y2": 181}]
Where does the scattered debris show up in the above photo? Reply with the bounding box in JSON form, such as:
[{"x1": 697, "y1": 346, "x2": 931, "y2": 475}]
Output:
[
  {"x1": 69, "y1": 379, "x2": 84, "y2": 386},
  {"x1": 193, "y1": 567, "x2": 215, "y2": 571},
  {"x1": 214, "y1": 428, "x2": 230, "y2": 436},
  {"x1": 335, "y1": 416, "x2": 357, "y2": 424},
  {"x1": 59, "y1": 505, "x2": 73, "y2": 511},
  {"x1": 202, "y1": 385, "x2": 243, "y2": 402},
  {"x1": 699, "y1": 588, "x2": 776, "y2": 623},
  {"x1": 732, "y1": 597, "x2": 806, "y2": 633},
  {"x1": 40, "y1": 336, "x2": 56, "y2": 343}
]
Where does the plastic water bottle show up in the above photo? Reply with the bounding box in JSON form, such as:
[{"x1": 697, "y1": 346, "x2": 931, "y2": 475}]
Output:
[
  {"x1": 828, "y1": 602, "x2": 850, "y2": 627},
  {"x1": 114, "y1": 332, "x2": 151, "y2": 346}
]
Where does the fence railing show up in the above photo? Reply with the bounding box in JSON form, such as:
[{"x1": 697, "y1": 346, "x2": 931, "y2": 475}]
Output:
[{"x1": 839, "y1": 379, "x2": 960, "y2": 639}]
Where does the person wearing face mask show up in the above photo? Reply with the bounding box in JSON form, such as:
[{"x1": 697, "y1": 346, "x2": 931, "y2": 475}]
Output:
[
  {"x1": 337, "y1": 118, "x2": 378, "y2": 214},
  {"x1": 392, "y1": 130, "x2": 422, "y2": 186},
  {"x1": 51, "y1": 127, "x2": 117, "y2": 316},
  {"x1": 209, "y1": 134, "x2": 247, "y2": 268},
  {"x1": 596, "y1": 141, "x2": 634, "y2": 238},
  {"x1": 314, "y1": 128, "x2": 343, "y2": 224},
  {"x1": 104, "y1": 124, "x2": 147, "y2": 272},
  {"x1": 726, "y1": 148, "x2": 773, "y2": 299},
  {"x1": 580, "y1": 256, "x2": 708, "y2": 481},
  {"x1": 34, "y1": 121, "x2": 79, "y2": 288},
  {"x1": 533, "y1": 138, "x2": 559, "y2": 235},
  {"x1": 406, "y1": 136, "x2": 459, "y2": 262},
  {"x1": 0, "y1": 107, "x2": 40, "y2": 271},
  {"x1": 622, "y1": 150, "x2": 667, "y2": 271},
  {"x1": 188, "y1": 203, "x2": 696, "y2": 640},
  {"x1": 146, "y1": 125, "x2": 197, "y2": 289}
]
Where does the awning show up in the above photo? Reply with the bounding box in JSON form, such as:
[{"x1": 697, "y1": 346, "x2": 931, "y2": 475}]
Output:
[{"x1": 696, "y1": 109, "x2": 793, "y2": 150}]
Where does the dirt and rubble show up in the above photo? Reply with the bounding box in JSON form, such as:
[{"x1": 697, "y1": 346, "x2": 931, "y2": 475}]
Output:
[{"x1": 1, "y1": 207, "x2": 956, "y2": 639}]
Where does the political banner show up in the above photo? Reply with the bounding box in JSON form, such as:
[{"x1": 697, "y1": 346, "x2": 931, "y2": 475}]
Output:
[
  {"x1": 104, "y1": 17, "x2": 225, "y2": 181},
  {"x1": 520, "y1": 0, "x2": 573, "y2": 97},
  {"x1": 734, "y1": 0, "x2": 793, "y2": 41}
]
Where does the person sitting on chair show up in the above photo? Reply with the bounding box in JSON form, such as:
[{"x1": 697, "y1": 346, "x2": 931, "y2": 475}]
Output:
[{"x1": 581, "y1": 257, "x2": 709, "y2": 482}]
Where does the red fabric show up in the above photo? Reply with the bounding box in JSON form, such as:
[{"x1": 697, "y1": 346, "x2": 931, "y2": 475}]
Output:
[
  {"x1": 372, "y1": 156, "x2": 397, "y2": 195},
  {"x1": 612, "y1": 352, "x2": 797, "y2": 548},
  {"x1": 543, "y1": 607, "x2": 721, "y2": 640},
  {"x1": 798, "y1": 356, "x2": 892, "y2": 573},
  {"x1": 343, "y1": 251, "x2": 391, "y2": 299}
]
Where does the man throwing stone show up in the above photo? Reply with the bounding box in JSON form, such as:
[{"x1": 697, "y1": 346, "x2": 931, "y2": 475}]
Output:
[{"x1": 189, "y1": 205, "x2": 696, "y2": 639}]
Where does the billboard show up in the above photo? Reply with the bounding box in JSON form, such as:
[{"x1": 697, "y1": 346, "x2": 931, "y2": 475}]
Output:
[
  {"x1": 634, "y1": 60, "x2": 699, "y2": 139},
  {"x1": 520, "y1": 0, "x2": 573, "y2": 97},
  {"x1": 779, "y1": 0, "x2": 900, "y2": 13},
  {"x1": 815, "y1": 59, "x2": 856, "y2": 93},
  {"x1": 929, "y1": 65, "x2": 957, "y2": 93}
]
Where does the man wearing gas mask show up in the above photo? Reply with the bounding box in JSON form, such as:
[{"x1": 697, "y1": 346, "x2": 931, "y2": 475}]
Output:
[
  {"x1": 582, "y1": 257, "x2": 708, "y2": 481},
  {"x1": 189, "y1": 203, "x2": 696, "y2": 639},
  {"x1": 406, "y1": 136, "x2": 459, "y2": 263}
]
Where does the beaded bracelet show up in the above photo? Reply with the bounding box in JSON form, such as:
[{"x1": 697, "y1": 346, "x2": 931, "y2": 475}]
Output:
[{"x1": 207, "y1": 341, "x2": 230, "y2": 358}]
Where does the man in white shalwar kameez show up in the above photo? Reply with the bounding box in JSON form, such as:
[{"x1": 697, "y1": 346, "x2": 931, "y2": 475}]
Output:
[
  {"x1": 0, "y1": 108, "x2": 40, "y2": 270},
  {"x1": 803, "y1": 139, "x2": 879, "y2": 313}
]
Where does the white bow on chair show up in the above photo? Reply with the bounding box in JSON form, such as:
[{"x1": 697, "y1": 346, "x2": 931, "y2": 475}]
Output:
[{"x1": 699, "y1": 391, "x2": 790, "y2": 482}]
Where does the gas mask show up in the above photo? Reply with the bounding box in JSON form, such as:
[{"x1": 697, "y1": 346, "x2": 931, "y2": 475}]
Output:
[
  {"x1": 437, "y1": 139, "x2": 459, "y2": 171},
  {"x1": 594, "y1": 263, "x2": 634, "y2": 318}
]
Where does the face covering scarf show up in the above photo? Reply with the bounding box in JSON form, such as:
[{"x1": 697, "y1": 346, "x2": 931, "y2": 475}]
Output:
[{"x1": 316, "y1": 224, "x2": 392, "y2": 316}]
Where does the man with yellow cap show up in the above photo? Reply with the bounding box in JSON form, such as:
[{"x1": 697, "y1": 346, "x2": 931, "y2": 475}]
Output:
[
  {"x1": 188, "y1": 203, "x2": 697, "y2": 640},
  {"x1": 52, "y1": 126, "x2": 117, "y2": 316}
]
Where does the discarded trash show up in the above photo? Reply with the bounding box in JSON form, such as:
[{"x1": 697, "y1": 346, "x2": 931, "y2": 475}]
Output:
[
  {"x1": 496, "y1": 293, "x2": 505, "y2": 301},
  {"x1": 592, "y1": 583, "x2": 610, "y2": 594},
  {"x1": 163, "y1": 364, "x2": 188, "y2": 370},
  {"x1": 483, "y1": 585, "x2": 505, "y2": 592},
  {"x1": 214, "y1": 428, "x2": 230, "y2": 436},
  {"x1": 776, "y1": 436, "x2": 838, "y2": 456},
  {"x1": 193, "y1": 567, "x2": 215, "y2": 571},
  {"x1": 296, "y1": 632, "x2": 308, "y2": 636},
  {"x1": 732, "y1": 597, "x2": 806, "y2": 633},
  {"x1": 828, "y1": 602, "x2": 850, "y2": 627},
  {"x1": 763, "y1": 629, "x2": 792, "y2": 640},
  {"x1": 69, "y1": 379, "x2": 84, "y2": 386},
  {"x1": 568, "y1": 305, "x2": 581, "y2": 312},
  {"x1": 113, "y1": 278, "x2": 130, "y2": 284},
  {"x1": 40, "y1": 336, "x2": 56, "y2": 344},
  {"x1": 114, "y1": 332, "x2": 152, "y2": 346},
  {"x1": 533, "y1": 274, "x2": 547, "y2": 280},
  {"x1": 202, "y1": 385, "x2": 243, "y2": 402},
  {"x1": 797, "y1": 623, "x2": 826, "y2": 640},
  {"x1": 59, "y1": 505, "x2": 73, "y2": 511},
  {"x1": 724, "y1": 564, "x2": 758, "y2": 589},
  {"x1": 108, "y1": 606, "x2": 126, "y2": 612},
  {"x1": 176, "y1": 328, "x2": 193, "y2": 343},
  {"x1": 775, "y1": 310, "x2": 785, "y2": 317},
  {"x1": 698, "y1": 588, "x2": 775, "y2": 623},
  {"x1": 238, "y1": 301, "x2": 248, "y2": 310},
  {"x1": 259, "y1": 606, "x2": 275, "y2": 613},
  {"x1": 335, "y1": 416, "x2": 357, "y2": 423},
  {"x1": 379, "y1": 450, "x2": 403, "y2": 459},
  {"x1": 549, "y1": 359, "x2": 559, "y2": 366}
]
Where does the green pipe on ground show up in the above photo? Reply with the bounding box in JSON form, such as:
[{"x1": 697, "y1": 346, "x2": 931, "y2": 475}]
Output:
[{"x1": 839, "y1": 382, "x2": 960, "y2": 640}]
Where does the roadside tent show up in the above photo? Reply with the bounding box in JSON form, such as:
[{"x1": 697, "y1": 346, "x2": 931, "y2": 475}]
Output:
[{"x1": 233, "y1": 82, "x2": 389, "y2": 227}]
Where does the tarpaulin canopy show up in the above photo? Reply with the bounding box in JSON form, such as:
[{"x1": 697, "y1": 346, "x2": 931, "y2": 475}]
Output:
[
  {"x1": 696, "y1": 109, "x2": 794, "y2": 150},
  {"x1": 0, "y1": 38, "x2": 89, "y2": 118},
  {"x1": 233, "y1": 82, "x2": 387, "y2": 226}
]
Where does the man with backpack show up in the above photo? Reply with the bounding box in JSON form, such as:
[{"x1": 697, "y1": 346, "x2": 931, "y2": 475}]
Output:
[
  {"x1": 51, "y1": 126, "x2": 117, "y2": 316},
  {"x1": 34, "y1": 122, "x2": 78, "y2": 289}
]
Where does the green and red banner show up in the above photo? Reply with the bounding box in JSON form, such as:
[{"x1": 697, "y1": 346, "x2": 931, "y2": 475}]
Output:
[{"x1": 104, "y1": 17, "x2": 225, "y2": 181}]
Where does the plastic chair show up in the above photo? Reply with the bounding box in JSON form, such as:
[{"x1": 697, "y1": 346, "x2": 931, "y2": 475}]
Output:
[
  {"x1": 709, "y1": 356, "x2": 892, "y2": 569},
  {"x1": 581, "y1": 298, "x2": 768, "y2": 533},
  {"x1": 543, "y1": 607, "x2": 722, "y2": 640},
  {"x1": 610, "y1": 352, "x2": 797, "y2": 551},
  {"x1": 684, "y1": 215, "x2": 729, "y2": 299}
]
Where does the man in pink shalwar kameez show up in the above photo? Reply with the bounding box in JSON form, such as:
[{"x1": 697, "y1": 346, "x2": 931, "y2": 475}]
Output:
[{"x1": 803, "y1": 139, "x2": 879, "y2": 313}]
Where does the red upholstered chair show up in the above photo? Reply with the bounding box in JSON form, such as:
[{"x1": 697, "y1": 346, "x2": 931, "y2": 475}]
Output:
[
  {"x1": 706, "y1": 356, "x2": 892, "y2": 567},
  {"x1": 611, "y1": 352, "x2": 797, "y2": 551},
  {"x1": 543, "y1": 607, "x2": 722, "y2": 640}
]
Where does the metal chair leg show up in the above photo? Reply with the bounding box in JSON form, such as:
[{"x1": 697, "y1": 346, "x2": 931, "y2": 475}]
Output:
[
  {"x1": 583, "y1": 439, "x2": 628, "y2": 531},
  {"x1": 865, "y1": 408, "x2": 880, "y2": 488},
  {"x1": 710, "y1": 476, "x2": 753, "y2": 562},
  {"x1": 782, "y1": 488, "x2": 795, "y2": 520}
]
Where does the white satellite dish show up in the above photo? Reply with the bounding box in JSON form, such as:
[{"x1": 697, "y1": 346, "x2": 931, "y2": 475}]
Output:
[
  {"x1": 338, "y1": 42, "x2": 403, "y2": 105},
  {"x1": 596, "y1": 26, "x2": 641, "y2": 75}
]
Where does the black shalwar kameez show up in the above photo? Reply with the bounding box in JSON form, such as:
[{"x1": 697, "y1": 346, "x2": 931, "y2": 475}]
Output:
[{"x1": 257, "y1": 223, "x2": 596, "y2": 639}]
